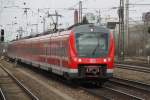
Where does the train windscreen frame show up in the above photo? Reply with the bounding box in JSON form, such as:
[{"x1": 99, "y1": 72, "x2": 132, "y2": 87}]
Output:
[{"x1": 75, "y1": 32, "x2": 109, "y2": 58}]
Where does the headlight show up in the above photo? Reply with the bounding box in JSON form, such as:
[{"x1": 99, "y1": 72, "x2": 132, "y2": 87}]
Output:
[
  {"x1": 78, "y1": 58, "x2": 82, "y2": 62},
  {"x1": 108, "y1": 58, "x2": 111, "y2": 62},
  {"x1": 103, "y1": 59, "x2": 107, "y2": 62}
]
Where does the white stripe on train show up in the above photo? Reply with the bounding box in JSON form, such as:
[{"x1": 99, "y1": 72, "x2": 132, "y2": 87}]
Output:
[{"x1": 10, "y1": 56, "x2": 113, "y2": 75}]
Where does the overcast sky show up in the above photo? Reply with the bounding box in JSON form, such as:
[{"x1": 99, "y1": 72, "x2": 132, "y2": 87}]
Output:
[{"x1": 0, "y1": 0, "x2": 150, "y2": 41}]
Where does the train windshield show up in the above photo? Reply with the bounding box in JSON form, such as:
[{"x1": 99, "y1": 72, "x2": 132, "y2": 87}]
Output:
[{"x1": 75, "y1": 32, "x2": 109, "y2": 58}]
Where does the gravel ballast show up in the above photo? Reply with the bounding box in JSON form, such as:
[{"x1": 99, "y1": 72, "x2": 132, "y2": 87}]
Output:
[{"x1": 1, "y1": 60, "x2": 100, "y2": 100}]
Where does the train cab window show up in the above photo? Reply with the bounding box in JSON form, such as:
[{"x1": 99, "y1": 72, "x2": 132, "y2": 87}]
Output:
[{"x1": 75, "y1": 32, "x2": 108, "y2": 58}]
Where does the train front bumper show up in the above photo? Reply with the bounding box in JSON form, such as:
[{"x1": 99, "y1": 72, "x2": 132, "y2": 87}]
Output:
[{"x1": 67, "y1": 68, "x2": 113, "y2": 80}]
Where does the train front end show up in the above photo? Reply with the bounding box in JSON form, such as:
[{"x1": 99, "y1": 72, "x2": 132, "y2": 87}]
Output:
[{"x1": 68, "y1": 24, "x2": 114, "y2": 81}]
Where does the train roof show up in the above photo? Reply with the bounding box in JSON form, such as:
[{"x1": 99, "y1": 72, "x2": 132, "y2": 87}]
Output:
[
  {"x1": 10, "y1": 24, "x2": 110, "y2": 44},
  {"x1": 10, "y1": 30, "x2": 71, "y2": 44},
  {"x1": 72, "y1": 24, "x2": 110, "y2": 33}
]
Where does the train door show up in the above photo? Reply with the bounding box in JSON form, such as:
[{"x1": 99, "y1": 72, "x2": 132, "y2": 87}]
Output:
[
  {"x1": 45, "y1": 39, "x2": 49, "y2": 64},
  {"x1": 60, "y1": 38, "x2": 63, "y2": 68}
]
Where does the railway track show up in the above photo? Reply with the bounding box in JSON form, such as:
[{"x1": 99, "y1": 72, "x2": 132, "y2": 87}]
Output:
[
  {"x1": 0, "y1": 88, "x2": 6, "y2": 100},
  {"x1": 125, "y1": 57, "x2": 148, "y2": 63},
  {"x1": 81, "y1": 77, "x2": 150, "y2": 100},
  {"x1": 78, "y1": 57, "x2": 150, "y2": 99},
  {"x1": 0, "y1": 63, "x2": 39, "y2": 100},
  {"x1": 2, "y1": 59, "x2": 150, "y2": 100},
  {"x1": 115, "y1": 63, "x2": 150, "y2": 73},
  {"x1": 106, "y1": 77, "x2": 150, "y2": 99},
  {"x1": 2, "y1": 60, "x2": 99, "y2": 100},
  {"x1": 115, "y1": 56, "x2": 150, "y2": 67},
  {"x1": 109, "y1": 77, "x2": 150, "y2": 93}
]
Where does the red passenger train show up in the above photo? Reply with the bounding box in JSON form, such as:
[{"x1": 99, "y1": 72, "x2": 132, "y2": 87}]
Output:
[{"x1": 7, "y1": 24, "x2": 115, "y2": 83}]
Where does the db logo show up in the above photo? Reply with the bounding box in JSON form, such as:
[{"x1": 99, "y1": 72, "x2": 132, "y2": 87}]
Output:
[{"x1": 90, "y1": 59, "x2": 96, "y2": 63}]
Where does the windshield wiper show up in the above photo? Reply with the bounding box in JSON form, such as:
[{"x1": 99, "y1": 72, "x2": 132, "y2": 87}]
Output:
[{"x1": 91, "y1": 40, "x2": 99, "y2": 55}]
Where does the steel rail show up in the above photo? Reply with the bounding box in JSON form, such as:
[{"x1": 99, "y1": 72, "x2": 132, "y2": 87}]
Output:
[
  {"x1": 0, "y1": 63, "x2": 39, "y2": 100},
  {"x1": 81, "y1": 84, "x2": 144, "y2": 100},
  {"x1": 0, "y1": 88, "x2": 6, "y2": 100},
  {"x1": 103, "y1": 86, "x2": 144, "y2": 100},
  {"x1": 110, "y1": 77, "x2": 150, "y2": 92},
  {"x1": 79, "y1": 87, "x2": 111, "y2": 100},
  {"x1": 115, "y1": 63, "x2": 150, "y2": 73}
]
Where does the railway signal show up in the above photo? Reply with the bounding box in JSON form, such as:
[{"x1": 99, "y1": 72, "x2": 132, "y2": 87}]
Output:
[{"x1": 1, "y1": 29, "x2": 4, "y2": 42}]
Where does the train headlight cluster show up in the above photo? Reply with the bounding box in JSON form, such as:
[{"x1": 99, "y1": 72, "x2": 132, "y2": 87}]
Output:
[
  {"x1": 104, "y1": 58, "x2": 111, "y2": 62},
  {"x1": 74, "y1": 58, "x2": 82, "y2": 62}
]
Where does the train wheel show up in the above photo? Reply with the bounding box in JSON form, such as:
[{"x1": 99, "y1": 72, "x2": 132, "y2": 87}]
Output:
[
  {"x1": 63, "y1": 72, "x2": 71, "y2": 80},
  {"x1": 95, "y1": 82, "x2": 103, "y2": 87}
]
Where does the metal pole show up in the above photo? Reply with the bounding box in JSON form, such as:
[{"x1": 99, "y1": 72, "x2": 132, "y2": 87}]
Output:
[
  {"x1": 78, "y1": 4, "x2": 80, "y2": 23},
  {"x1": 118, "y1": 0, "x2": 125, "y2": 61},
  {"x1": 148, "y1": 56, "x2": 150, "y2": 64},
  {"x1": 80, "y1": 1, "x2": 82, "y2": 22},
  {"x1": 96, "y1": 9, "x2": 101, "y2": 25},
  {"x1": 125, "y1": 0, "x2": 129, "y2": 55},
  {"x1": 118, "y1": 2, "x2": 121, "y2": 61},
  {"x1": 79, "y1": 1, "x2": 82, "y2": 23},
  {"x1": 143, "y1": 20, "x2": 147, "y2": 56},
  {"x1": 118, "y1": 8, "x2": 121, "y2": 61},
  {"x1": 122, "y1": 0, "x2": 125, "y2": 60},
  {"x1": 55, "y1": 11, "x2": 58, "y2": 30},
  {"x1": 43, "y1": 17, "x2": 46, "y2": 32}
]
